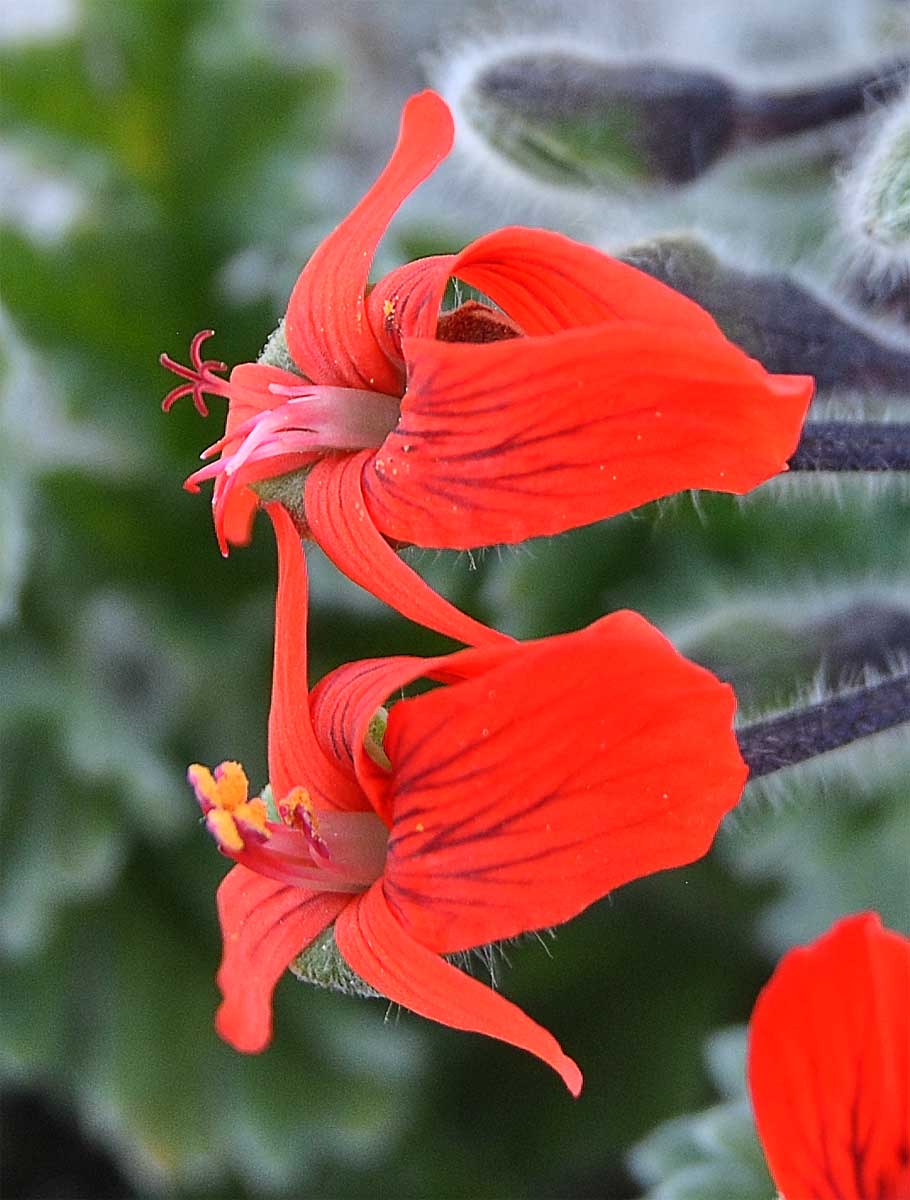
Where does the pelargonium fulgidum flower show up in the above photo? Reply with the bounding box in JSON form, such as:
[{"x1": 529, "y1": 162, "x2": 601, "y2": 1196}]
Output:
[
  {"x1": 161, "y1": 90, "x2": 813, "y2": 646},
  {"x1": 187, "y1": 505, "x2": 748, "y2": 1093},
  {"x1": 748, "y1": 912, "x2": 910, "y2": 1200}
]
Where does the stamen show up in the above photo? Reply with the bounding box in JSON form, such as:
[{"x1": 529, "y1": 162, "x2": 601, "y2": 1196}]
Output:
[
  {"x1": 160, "y1": 330, "x2": 230, "y2": 417},
  {"x1": 267, "y1": 381, "x2": 322, "y2": 398},
  {"x1": 182, "y1": 386, "x2": 402, "y2": 552},
  {"x1": 278, "y1": 787, "x2": 331, "y2": 862},
  {"x1": 187, "y1": 763, "x2": 389, "y2": 892},
  {"x1": 187, "y1": 761, "x2": 270, "y2": 854},
  {"x1": 197, "y1": 399, "x2": 319, "y2": 461}
]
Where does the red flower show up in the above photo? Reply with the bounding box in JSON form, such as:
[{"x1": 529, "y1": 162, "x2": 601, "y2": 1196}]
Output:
[
  {"x1": 188, "y1": 505, "x2": 747, "y2": 1093},
  {"x1": 161, "y1": 90, "x2": 813, "y2": 645},
  {"x1": 748, "y1": 912, "x2": 910, "y2": 1200}
]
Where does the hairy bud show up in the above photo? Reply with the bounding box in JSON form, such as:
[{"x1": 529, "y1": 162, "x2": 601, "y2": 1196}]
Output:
[
  {"x1": 620, "y1": 234, "x2": 910, "y2": 392},
  {"x1": 449, "y1": 43, "x2": 907, "y2": 190},
  {"x1": 840, "y1": 89, "x2": 910, "y2": 323}
]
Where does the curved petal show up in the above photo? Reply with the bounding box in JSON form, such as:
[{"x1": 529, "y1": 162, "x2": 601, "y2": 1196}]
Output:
[
  {"x1": 267, "y1": 503, "x2": 367, "y2": 811},
  {"x1": 334, "y1": 879, "x2": 582, "y2": 1096},
  {"x1": 362, "y1": 324, "x2": 813, "y2": 549},
  {"x1": 378, "y1": 610, "x2": 746, "y2": 954},
  {"x1": 218, "y1": 485, "x2": 260, "y2": 550},
  {"x1": 365, "y1": 226, "x2": 726, "y2": 353},
  {"x1": 447, "y1": 226, "x2": 728, "y2": 336},
  {"x1": 748, "y1": 913, "x2": 910, "y2": 1200},
  {"x1": 214, "y1": 864, "x2": 349, "y2": 1053},
  {"x1": 365, "y1": 254, "x2": 456, "y2": 359},
  {"x1": 303, "y1": 451, "x2": 511, "y2": 645},
  {"x1": 309, "y1": 640, "x2": 530, "y2": 823},
  {"x1": 285, "y1": 91, "x2": 454, "y2": 393},
  {"x1": 309, "y1": 658, "x2": 427, "y2": 797}
]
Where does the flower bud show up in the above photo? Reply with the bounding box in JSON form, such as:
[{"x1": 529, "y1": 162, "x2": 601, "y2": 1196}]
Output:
[
  {"x1": 840, "y1": 90, "x2": 910, "y2": 323},
  {"x1": 674, "y1": 588, "x2": 910, "y2": 708},
  {"x1": 446, "y1": 42, "x2": 907, "y2": 191},
  {"x1": 465, "y1": 51, "x2": 736, "y2": 187},
  {"x1": 620, "y1": 234, "x2": 910, "y2": 392}
]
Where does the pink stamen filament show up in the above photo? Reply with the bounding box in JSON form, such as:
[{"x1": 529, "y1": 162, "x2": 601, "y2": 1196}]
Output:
[
  {"x1": 234, "y1": 813, "x2": 388, "y2": 894},
  {"x1": 184, "y1": 387, "x2": 400, "y2": 517}
]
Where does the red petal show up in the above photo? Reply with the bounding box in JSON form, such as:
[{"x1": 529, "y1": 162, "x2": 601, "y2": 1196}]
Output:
[
  {"x1": 748, "y1": 912, "x2": 910, "y2": 1200},
  {"x1": 214, "y1": 864, "x2": 349, "y2": 1053},
  {"x1": 447, "y1": 226, "x2": 728, "y2": 336},
  {"x1": 309, "y1": 641, "x2": 529, "y2": 825},
  {"x1": 225, "y1": 363, "x2": 302, "y2": 430},
  {"x1": 379, "y1": 610, "x2": 746, "y2": 953},
  {"x1": 334, "y1": 879, "x2": 582, "y2": 1096},
  {"x1": 309, "y1": 657, "x2": 426, "y2": 819},
  {"x1": 267, "y1": 503, "x2": 367, "y2": 811},
  {"x1": 362, "y1": 324, "x2": 813, "y2": 549},
  {"x1": 303, "y1": 450, "x2": 510, "y2": 645},
  {"x1": 285, "y1": 91, "x2": 454, "y2": 393},
  {"x1": 364, "y1": 225, "x2": 727, "y2": 356},
  {"x1": 365, "y1": 254, "x2": 457, "y2": 359},
  {"x1": 218, "y1": 486, "x2": 259, "y2": 549}
]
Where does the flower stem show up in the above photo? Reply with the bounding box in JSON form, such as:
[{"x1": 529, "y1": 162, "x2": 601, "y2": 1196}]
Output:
[
  {"x1": 733, "y1": 61, "x2": 907, "y2": 140},
  {"x1": 737, "y1": 671, "x2": 910, "y2": 779},
  {"x1": 788, "y1": 422, "x2": 910, "y2": 471}
]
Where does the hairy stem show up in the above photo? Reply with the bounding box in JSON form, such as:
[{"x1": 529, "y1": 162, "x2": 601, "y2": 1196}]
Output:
[
  {"x1": 737, "y1": 671, "x2": 910, "y2": 779},
  {"x1": 734, "y1": 60, "x2": 908, "y2": 139},
  {"x1": 788, "y1": 422, "x2": 910, "y2": 471}
]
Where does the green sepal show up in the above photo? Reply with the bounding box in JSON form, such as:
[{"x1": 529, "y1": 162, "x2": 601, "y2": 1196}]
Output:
[
  {"x1": 365, "y1": 706, "x2": 392, "y2": 770},
  {"x1": 259, "y1": 783, "x2": 278, "y2": 822},
  {"x1": 258, "y1": 319, "x2": 305, "y2": 376},
  {"x1": 247, "y1": 321, "x2": 311, "y2": 517},
  {"x1": 290, "y1": 925, "x2": 381, "y2": 999}
]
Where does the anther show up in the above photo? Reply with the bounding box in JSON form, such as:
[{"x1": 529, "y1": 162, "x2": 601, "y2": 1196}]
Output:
[{"x1": 279, "y1": 787, "x2": 332, "y2": 862}]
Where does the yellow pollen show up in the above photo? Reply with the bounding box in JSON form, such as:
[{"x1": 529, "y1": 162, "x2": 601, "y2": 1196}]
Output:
[
  {"x1": 415, "y1": 821, "x2": 425, "y2": 833},
  {"x1": 206, "y1": 808, "x2": 245, "y2": 853},
  {"x1": 189, "y1": 760, "x2": 250, "y2": 812},
  {"x1": 278, "y1": 785, "x2": 317, "y2": 830},
  {"x1": 189, "y1": 760, "x2": 270, "y2": 852},
  {"x1": 382, "y1": 298, "x2": 395, "y2": 318}
]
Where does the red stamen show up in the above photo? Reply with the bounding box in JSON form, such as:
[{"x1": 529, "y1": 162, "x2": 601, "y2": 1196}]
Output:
[
  {"x1": 278, "y1": 789, "x2": 332, "y2": 862},
  {"x1": 159, "y1": 329, "x2": 229, "y2": 417}
]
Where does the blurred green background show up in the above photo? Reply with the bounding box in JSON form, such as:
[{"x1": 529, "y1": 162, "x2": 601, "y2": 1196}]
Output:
[{"x1": 1, "y1": 2, "x2": 908, "y2": 1197}]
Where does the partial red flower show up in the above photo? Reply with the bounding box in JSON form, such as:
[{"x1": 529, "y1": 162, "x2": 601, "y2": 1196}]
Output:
[
  {"x1": 747, "y1": 912, "x2": 910, "y2": 1200},
  {"x1": 187, "y1": 504, "x2": 747, "y2": 1093},
  {"x1": 161, "y1": 90, "x2": 813, "y2": 645}
]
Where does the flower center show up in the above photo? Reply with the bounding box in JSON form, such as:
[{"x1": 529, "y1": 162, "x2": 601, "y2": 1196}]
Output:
[
  {"x1": 187, "y1": 380, "x2": 401, "y2": 490},
  {"x1": 161, "y1": 331, "x2": 401, "y2": 547},
  {"x1": 188, "y1": 762, "x2": 387, "y2": 894}
]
